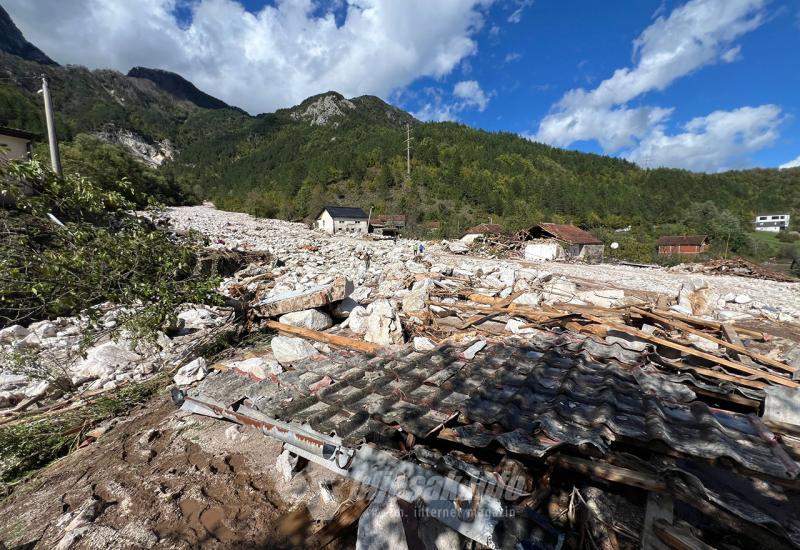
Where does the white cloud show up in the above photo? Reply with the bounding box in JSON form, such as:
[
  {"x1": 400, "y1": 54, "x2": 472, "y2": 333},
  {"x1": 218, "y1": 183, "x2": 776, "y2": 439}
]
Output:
[
  {"x1": 453, "y1": 80, "x2": 490, "y2": 111},
  {"x1": 534, "y1": 0, "x2": 776, "y2": 171},
  {"x1": 627, "y1": 105, "x2": 783, "y2": 172},
  {"x1": 413, "y1": 80, "x2": 492, "y2": 121},
  {"x1": 504, "y1": 52, "x2": 522, "y2": 63},
  {"x1": 4, "y1": 0, "x2": 492, "y2": 114},
  {"x1": 780, "y1": 155, "x2": 800, "y2": 169},
  {"x1": 508, "y1": 0, "x2": 533, "y2": 23}
]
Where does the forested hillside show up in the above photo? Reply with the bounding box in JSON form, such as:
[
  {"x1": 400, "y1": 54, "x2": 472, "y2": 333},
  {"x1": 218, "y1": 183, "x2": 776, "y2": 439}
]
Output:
[{"x1": 1, "y1": 4, "x2": 798, "y2": 263}]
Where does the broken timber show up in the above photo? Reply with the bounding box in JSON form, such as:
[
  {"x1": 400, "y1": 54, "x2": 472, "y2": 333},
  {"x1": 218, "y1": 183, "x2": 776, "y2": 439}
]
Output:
[
  {"x1": 631, "y1": 307, "x2": 795, "y2": 374},
  {"x1": 263, "y1": 320, "x2": 381, "y2": 354},
  {"x1": 581, "y1": 314, "x2": 800, "y2": 388}
]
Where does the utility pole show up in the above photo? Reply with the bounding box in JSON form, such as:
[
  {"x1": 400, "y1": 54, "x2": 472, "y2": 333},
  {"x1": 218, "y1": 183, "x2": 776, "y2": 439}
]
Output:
[
  {"x1": 40, "y1": 75, "x2": 62, "y2": 177},
  {"x1": 404, "y1": 123, "x2": 412, "y2": 177}
]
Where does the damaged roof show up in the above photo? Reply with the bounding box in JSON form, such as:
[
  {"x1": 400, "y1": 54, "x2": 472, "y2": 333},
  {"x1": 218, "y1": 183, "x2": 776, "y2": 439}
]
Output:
[
  {"x1": 532, "y1": 223, "x2": 603, "y2": 245},
  {"x1": 190, "y1": 334, "x2": 799, "y2": 480},
  {"x1": 463, "y1": 223, "x2": 503, "y2": 235}
]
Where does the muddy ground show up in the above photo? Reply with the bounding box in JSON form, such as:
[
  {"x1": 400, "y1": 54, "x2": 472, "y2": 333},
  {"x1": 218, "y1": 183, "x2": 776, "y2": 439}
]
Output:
[{"x1": 0, "y1": 391, "x2": 357, "y2": 549}]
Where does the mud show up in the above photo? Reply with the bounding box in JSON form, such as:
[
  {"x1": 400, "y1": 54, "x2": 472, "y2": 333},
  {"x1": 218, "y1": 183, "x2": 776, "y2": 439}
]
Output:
[{"x1": 0, "y1": 393, "x2": 299, "y2": 549}]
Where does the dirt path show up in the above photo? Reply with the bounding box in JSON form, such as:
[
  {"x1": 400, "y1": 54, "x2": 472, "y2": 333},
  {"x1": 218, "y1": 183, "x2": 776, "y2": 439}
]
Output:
[{"x1": 0, "y1": 391, "x2": 333, "y2": 549}]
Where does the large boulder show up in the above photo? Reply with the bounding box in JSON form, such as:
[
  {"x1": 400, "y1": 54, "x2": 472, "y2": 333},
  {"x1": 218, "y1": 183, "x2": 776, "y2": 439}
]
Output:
[
  {"x1": 364, "y1": 300, "x2": 404, "y2": 345},
  {"x1": 231, "y1": 357, "x2": 282, "y2": 379},
  {"x1": 278, "y1": 309, "x2": 333, "y2": 331},
  {"x1": 272, "y1": 336, "x2": 318, "y2": 364}
]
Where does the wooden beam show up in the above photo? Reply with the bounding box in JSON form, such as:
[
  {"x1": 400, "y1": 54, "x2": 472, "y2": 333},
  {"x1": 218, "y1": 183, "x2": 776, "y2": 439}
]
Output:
[
  {"x1": 306, "y1": 498, "x2": 371, "y2": 549},
  {"x1": 632, "y1": 307, "x2": 795, "y2": 374},
  {"x1": 581, "y1": 314, "x2": 798, "y2": 388},
  {"x1": 263, "y1": 320, "x2": 382, "y2": 354},
  {"x1": 650, "y1": 308, "x2": 766, "y2": 341},
  {"x1": 547, "y1": 454, "x2": 667, "y2": 492}
]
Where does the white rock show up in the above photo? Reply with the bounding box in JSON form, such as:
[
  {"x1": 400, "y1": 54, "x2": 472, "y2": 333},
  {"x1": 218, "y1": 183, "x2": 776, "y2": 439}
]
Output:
[
  {"x1": 73, "y1": 342, "x2": 141, "y2": 380},
  {"x1": 348, "y1": 306, "x2": 370, "y2": 334},
  {"x1": 687, "y1": 334, "x2": 720, "y2": 353},
  {"x1": 272, "y1": 336, "x2": 318, "y2": 364},
  {"x1": 447, "y1": 240, "x2": 469, "y2": 254},
  {"x1": 15, "y1": 332, "x2": 42, "y2": 350},
  {"x1": 173, "y1": 357, "x2": 208, "y2": 386},
  {"x1": 279, "y1": 309, "x2": 333, "y2": 331},
  {"x1": 276, "y1": 449, "x2": 299, "y2": 482},
  {"x1": 512, "y1": 292, "x2": 542, "y2": 307},
  {"x1": 718, "y1": 310, "x2": 753, "y2": 321},
  {"x1": 356, "y1": 495, "x2": 409, "y2": 550},
  {"x1": 349, "y1": 286, "x2": 372, "y2": 302},
  {"x1": 231, "y1": 357, "x2": 281, "y2": 379},
  {"x1": 30, "y1": 321, "x2": 58, "y2": 338},
  {"x1": 405, "y1": 261, "x2": 427, "y2": 274},
  {"x1": 669, "y1": 304, "x2": 693, "y2": 316},
  {"x1": 462, "y1": 340, "x2": 487, "y2": 359},
  {"x1": 402, "y1": 287, "x2": 428, "y2": 313},
  {"x1": 364, "y1": 300, "x2": 404, "y2": 345},
  {"x1": 734, "y1": 294, "x2": 752, "y2": 305},
  {"x1": 0, "y1": 325, "x2": 30, "y2": 344},
  {"x1": 413, "y1": 337, "x2": 436, "y2": 351}
]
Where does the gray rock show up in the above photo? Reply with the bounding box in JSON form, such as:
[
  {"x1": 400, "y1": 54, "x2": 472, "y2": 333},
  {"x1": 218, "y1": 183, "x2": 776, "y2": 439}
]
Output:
[{"x1": 356, "y1": 495, "x2": 409, "y2": 550}]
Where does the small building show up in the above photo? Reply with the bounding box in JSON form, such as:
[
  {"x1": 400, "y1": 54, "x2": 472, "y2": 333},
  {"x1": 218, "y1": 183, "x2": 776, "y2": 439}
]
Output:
[
  {"x1": 461, "y1": 223, "x2": 503, "y2": 243},
  {"x1": 657, "y1": 235, "x2": 709, "y2": 256},
  {"x1": 0, "y1": 126, "x2": 35, "y2": 162},
  {"x1": 522, "y1": 223, "x2": 604, "y2": 262},
  {"x1": 755, "y1": 214, "x2": 790, "y2": 233},
  {"x1": 370, "y1": 214, "x2": 406, "y2": 236},
  {"x1": 315, "y1": 206, "x2": 369, "y2": 235}
]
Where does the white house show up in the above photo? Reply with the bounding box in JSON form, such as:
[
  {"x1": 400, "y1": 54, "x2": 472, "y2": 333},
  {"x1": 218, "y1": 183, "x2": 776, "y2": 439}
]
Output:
[
  {"x1": 315, "y1": 206, "x2": 369, "y2": 235},
  {"x1": 755, "y1": 213, "x2": 790, "y2": 233},
  {"x1": 0, "y1": 126, "x2": 35, "y2": 162}
]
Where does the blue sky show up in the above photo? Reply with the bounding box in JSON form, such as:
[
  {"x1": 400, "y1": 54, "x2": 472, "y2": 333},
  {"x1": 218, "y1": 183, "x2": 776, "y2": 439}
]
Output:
[{"x1": 5, "y1": 0, "x2": 800, "y2": 171}]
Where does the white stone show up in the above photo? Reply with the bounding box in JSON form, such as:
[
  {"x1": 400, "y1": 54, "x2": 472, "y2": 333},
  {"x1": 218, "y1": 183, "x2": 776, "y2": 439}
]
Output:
[
  {"x1": 231, "y1": 357, "x2": 281, "y2": 379},
  {"x1": 276, "y1": 449, "x2": 299, "y2": 482},
  {"x1": 356, "y1": 495, "x2": 409, "y2": 550},
  {"x1": 348, "y1": 306, "x2": 370, "y2": 334},
  {"x1": 512, "y1": 292, "x2": 542, "y2": 307},
  {"x1": 402, "y1": 286, "x2": 428, "y2": 313},
  {"x1": 173, "y1": 357, "x2": 208, "y2": 386},
  {"x1": 278, "y1": 309, "x2": 333, "y2": 331},
  {"x1": 405, "y1": 261, "x2": 427, "y2": 274},
  {"x1": 462, "y1": 339, "x2": 487, "y2": 359},
  {"x1": 577, "y1": 289, "x2": 625, "y2": 308},
  {"x1": 30, "y1": 321, "x2": 58, "y2": 338},
  {"x1": 413, "y1": 337, "x2": 436, "y2": 351},
  {"x1": 73, "y1": 342, "x2": 141, "y2": 380},
  {"x1": 505, "y1": 319, "x2": 535, "y2": 335},
  {"x1": 447, "y1": 240, "x2": 469, "y2": 254},
  {"x1": 734, "y1": 294, "x2": 752, "y2": 305},
  {"x1": 718, "y1": 310, "x2": 753, "y2": 321},
  {"x1": 364, "y1": 300, "x2": 404, "y2": 345},
  {"x1": 332, "y1": 297, "x2": 360, "y2": 318},
  {"x1": 349, "y1": 286, "x2": 372, "y2": 302},
  {"x1": 272, "y1": 336, "x2": 318, "y2": 364},
  {"x1": 669, "y1": 304, "x2": 693, "y2": 316}
]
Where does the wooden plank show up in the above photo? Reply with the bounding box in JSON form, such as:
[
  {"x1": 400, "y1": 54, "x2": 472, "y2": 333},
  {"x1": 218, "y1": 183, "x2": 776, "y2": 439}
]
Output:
[
  {"x1": 653, "y1": 519, "x2": 716, "y2": 550},
  {"x1": 263, "y1": 320, "x2": 381, "y2": 354},
  {"x1": 547, "y1": 455, "x2": 667, "y2": 492},
  {"x1": 581, "y1": 314, "x2": 798, "y2": 388},
  {"x1": 632, "y1": 307, "x2": 795, "y2": 374},
  {"x1": 650, "y1": 308, "x2": 766, "y2": 340},
  {"x1": 721, "y1": 322, "x2": 761, "y2": 370}
]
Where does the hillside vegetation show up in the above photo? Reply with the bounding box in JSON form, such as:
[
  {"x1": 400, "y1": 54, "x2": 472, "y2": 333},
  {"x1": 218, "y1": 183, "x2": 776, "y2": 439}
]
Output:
[{"x1": 1, "y1": 5, "x2": 798, "y2": 263}]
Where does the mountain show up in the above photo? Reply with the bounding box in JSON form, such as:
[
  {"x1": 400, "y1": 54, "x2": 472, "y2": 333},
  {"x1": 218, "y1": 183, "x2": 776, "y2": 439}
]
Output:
[
  {"x1": 0, "y1": 5, "x2": 56, "y2": 65},
  {"x1": 127, "y1": 67, "x2": 231, "y2": 110},
  {"x1": 0, "y1": 5, "x2": 798, "y2": 262}
]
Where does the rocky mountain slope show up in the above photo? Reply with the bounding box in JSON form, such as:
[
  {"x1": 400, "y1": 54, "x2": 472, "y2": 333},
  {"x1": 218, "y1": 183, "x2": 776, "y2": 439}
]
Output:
[{"x1": 0, "y1": 5, "x2": 55, "y2": 65}]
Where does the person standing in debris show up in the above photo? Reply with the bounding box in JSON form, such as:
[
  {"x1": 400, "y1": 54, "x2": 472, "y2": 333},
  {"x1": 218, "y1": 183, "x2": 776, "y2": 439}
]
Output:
[
  {"x1": 419, "y1": 243, "x2": 425, "y2": 256},
  {"x1": 364, "y1": 251, "x2": 371, "y2": 271}
]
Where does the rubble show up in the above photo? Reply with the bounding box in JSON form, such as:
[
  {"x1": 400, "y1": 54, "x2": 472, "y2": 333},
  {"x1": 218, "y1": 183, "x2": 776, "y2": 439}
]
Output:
[{"x1": 6, "y1": 203, "x2": 800, "y2": 550}]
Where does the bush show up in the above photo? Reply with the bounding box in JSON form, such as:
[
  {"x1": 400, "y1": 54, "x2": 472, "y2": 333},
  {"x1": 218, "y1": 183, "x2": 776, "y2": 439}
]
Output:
[{"x1": 0, "y1": 160, "x2": 220, "y2": 337}]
